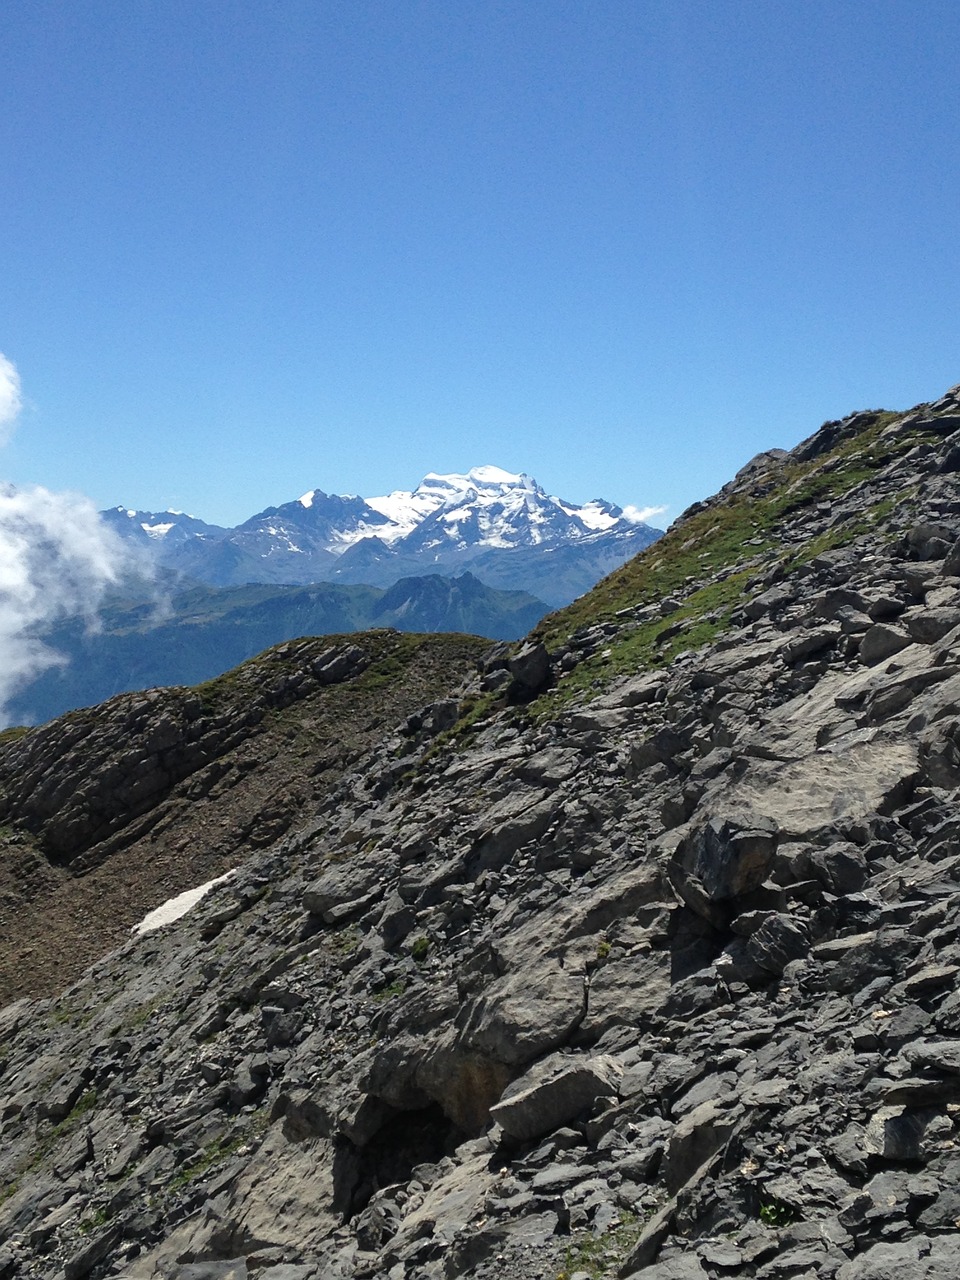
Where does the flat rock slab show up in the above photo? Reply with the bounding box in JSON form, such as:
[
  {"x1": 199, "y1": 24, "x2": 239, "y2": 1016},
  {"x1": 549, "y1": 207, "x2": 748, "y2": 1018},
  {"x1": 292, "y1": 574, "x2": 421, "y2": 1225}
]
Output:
[
  {"x1": 716, "y1": 738, "x2": 917, "y2": 839},
  {"x1": 835, "y1": 1235, "x2": 960, "y2": 1279},
  {"x1": 623, "y1": 1254, "x2": 708, "y2": 1278},
  {"x1": 460, "y1": 959, "x2": 586, "y2": 1066}
]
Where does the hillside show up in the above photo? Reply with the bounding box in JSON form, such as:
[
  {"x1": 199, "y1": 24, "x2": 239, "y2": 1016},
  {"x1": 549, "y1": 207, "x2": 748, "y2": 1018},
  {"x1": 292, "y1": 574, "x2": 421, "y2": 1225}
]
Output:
[
  {"x1": 3, "y1": 386, "x2": 960, "y2": 1279},
  {"x1": 0, "y1": 630, "x2": 489, "y2": 1005}
]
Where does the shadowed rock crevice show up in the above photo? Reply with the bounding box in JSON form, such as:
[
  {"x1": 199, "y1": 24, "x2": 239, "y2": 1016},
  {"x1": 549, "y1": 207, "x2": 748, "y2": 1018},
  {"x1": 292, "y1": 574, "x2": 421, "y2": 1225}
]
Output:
[{"x1": 333, "y1": 1101, "x2": 464, "y2": 1221}]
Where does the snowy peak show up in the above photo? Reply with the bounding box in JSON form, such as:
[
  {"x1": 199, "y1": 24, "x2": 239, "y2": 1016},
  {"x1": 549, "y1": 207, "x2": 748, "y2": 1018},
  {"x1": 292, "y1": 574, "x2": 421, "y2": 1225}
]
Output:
[
  {"x1": 357, "y1": 465, "x2": 643, "y2": 553},
  {"x1": 101, "y1": 506, "x2": 227, "y2": 545},
  {"x1": 414, "y1": 465, "x2": 534, "y2": 498},
  {"x1": 104, "y1": 465, "x2": 664, "y2": 605}
]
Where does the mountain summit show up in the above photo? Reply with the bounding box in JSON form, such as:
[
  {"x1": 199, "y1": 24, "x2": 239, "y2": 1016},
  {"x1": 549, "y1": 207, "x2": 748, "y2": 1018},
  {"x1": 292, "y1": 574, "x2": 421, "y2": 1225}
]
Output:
[{"x1": 107, "y1": 466, "x2": 663, "y2": 605}]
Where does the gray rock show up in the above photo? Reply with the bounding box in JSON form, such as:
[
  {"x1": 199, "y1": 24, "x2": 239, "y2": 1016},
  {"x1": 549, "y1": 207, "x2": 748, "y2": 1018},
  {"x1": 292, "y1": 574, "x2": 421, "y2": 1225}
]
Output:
[
  {"x1": 679, "y1": 815, "x2": 779, "y2": 902},
  {"x1": 863, "y1": 1106, "x2": 944, "y2": 1162},
  {"x1": 180, "y1": 1263, "x2": 249, "y2": 1280},
  {"x1": 835, "y1": 1235, "x2": 960, "y2": 1279},
  {"x1": 622, "y1": 1258, "x2": 707, "y2": 1279},
  {"x1": 490, "y1": 1054, "x2": 623, "y2": 1142},
  {"x1": 859, "y1": 624, "x2": 913, "y2": 665},
  {"x1": 303, "y1": 856, "x2": 389, "y2": 923},
  {"x1": 661, "y1": 1100, "x2": 743, "y2": 1193},
  {"x1": 747, "y1": 913, "x2": 809, "y2": 975},
  {"x1": 507, "y1": 641, "x2": 551, "y2": 697},
  {"x1": 905, "y1": 607, "x2": 960, "y2": 643},
  {"x1": 781, "y1": 625, "x2": 841, "y2": 664}
]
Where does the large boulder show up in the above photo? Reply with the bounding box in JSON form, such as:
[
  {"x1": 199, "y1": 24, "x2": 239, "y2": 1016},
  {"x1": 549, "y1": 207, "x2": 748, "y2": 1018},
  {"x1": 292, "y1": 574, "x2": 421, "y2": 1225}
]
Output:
[
  {"x1": 490, "y1": 1053, "x2": 623, "y2": 1142},
  {"x1": 676, "y1": 816, "x2": 779, "y2": 903}
]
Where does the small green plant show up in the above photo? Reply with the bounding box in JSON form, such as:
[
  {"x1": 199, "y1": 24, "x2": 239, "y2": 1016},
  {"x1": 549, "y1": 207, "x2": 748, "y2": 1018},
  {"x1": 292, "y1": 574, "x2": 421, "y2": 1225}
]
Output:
[
  {"x1": 124, "y1": 992, "x2": 166, "y2": 1031},
  {"x1": 168, "y1": 1132, "x2": 246, "y2": 1194},
  {"x1": 78, "y1": 1205, "x2": 111, "y2": 1235},
  {"x1": 759, "y1": 1197, "x2": 798, "y2": 1228},
  {"x1": 327, "y1": 927, "x2": 360, "y2": 956},
  {"x1": 55, "y1": 1089, "x2": 98, "y2": 1133},
  {"x1": 561, "y1": 1210, "x2": 644, "y2": 1278},
  {"x1": 371, "y1": 978, "x2": 407, "y2": 1003},
  {"x1": 410, "y1": 936, "x2": 431, "y2": 962}
]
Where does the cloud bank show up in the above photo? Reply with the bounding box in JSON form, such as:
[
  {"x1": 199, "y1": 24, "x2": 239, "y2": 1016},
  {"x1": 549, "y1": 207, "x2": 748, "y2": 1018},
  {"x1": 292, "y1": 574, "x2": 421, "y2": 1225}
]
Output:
[{"x1": 0, "y1": 353, "x2": 139, "y2": 726}]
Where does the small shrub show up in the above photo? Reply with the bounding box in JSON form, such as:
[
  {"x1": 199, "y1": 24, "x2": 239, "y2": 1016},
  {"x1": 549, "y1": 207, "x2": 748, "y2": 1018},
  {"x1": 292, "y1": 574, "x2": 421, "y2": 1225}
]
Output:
[
  {"x1": 410, "y1": 936, "x2": 431, "y2": 962},
  {"x1": 759, "y1": 1197, "x2": 798, "y2": 1228}
]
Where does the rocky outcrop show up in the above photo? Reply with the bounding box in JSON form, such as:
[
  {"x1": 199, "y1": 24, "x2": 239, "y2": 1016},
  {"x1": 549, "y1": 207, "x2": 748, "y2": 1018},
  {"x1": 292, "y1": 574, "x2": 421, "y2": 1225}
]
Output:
[{"x1": 3, "y1": 387, "x2": 960, "y2": 1278}]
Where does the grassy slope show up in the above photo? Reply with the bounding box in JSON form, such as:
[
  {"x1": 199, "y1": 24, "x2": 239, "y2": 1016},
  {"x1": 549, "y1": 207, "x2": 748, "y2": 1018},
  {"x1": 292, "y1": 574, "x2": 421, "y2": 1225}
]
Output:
[{"x1": 529, "y1": 407, "x2": 924, "y2": 703}]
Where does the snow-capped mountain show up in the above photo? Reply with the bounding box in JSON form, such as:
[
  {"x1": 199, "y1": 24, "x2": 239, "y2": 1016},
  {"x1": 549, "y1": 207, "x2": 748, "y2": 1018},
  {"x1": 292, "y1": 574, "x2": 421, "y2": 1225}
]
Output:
[
  {"x1": 101, "y1": 506, "x2": 227, "y2": 545},
  {"x1": 106, "y1": 466, "x2": 663, "y2": 607}
]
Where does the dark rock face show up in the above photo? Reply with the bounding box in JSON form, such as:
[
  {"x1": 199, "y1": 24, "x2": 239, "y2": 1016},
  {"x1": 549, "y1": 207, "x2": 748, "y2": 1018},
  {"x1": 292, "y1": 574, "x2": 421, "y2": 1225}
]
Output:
[{"x1": 4, "y1": 386, "x2": 960, "y2": 1278}]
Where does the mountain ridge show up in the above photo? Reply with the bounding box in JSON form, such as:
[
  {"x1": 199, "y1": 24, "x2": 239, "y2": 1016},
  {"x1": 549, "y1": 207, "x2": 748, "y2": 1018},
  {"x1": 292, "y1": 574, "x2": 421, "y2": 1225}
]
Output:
[
  {"x1": 8, "y1": 572, "x2": 548, "y2": 727},
  {"x1": 105, "y1": 464, "x2": 663, "y2": 603}
]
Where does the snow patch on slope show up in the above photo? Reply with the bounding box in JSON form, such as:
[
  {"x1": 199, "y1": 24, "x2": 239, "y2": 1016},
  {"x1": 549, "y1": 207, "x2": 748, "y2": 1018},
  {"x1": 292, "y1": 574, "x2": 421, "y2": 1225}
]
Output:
[{"x1": 132, "y1": 870, "x2": 237, "y2": 936}]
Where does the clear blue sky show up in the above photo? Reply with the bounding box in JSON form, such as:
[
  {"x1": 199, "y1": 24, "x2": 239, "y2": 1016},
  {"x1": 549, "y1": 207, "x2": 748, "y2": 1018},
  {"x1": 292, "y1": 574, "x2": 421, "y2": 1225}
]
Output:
[{"x1": 2, "y1": 0, "x2": 959, "y2": 527}]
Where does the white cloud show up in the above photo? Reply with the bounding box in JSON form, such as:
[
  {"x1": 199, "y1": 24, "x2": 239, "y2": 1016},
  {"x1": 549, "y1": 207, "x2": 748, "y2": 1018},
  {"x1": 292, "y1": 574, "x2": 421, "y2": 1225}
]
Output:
[
  {"x1": 622, "y1": 503, "x2": 668, "y2": 525},
  {"x1": 0, "y1": 354, "x2": 147, "y2": 725},
  {"x1": 0, "y1": 483, "x2": 137, "y2": 725},
  {"x1": 0, "y1": 353, "x2": 22, "y2": 444}
]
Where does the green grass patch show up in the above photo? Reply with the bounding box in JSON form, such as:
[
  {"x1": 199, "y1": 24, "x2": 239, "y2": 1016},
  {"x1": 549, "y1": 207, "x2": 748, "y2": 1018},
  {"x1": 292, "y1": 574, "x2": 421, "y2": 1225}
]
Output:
[
  {"x1": 168, "y1": 1131, "x2": 247, "y2": 1193},
  {"x1": 123, "y1": 992, "x2": 167, "y2": 1031},
  {"x1": 527, "y1": 406, "x2": 932, "y2": 711},
  {"x1": 371, "y1": 977, "x2": 407, "y2": 1003},
  {"x1": 326, "y1": 927, "x2": 360, "y2": 957},
  {"x1": 759, "y1": 1197, "x2": 800, "y2": 1228},
  {"x1": 537, "y1": 410, "x2": 909, "y2": 655},
  {"x1": 78, "y1": 1205, "x2": 111, "y2": 1235},
  {"x1": 56, "y1": 1089, "x2": 98, "y2": 1131},
  {"x1": 413, "y1": 690, "x2": 499, "y2": 772},
  {"x1": 410, "y1": 935, "x2": 431, "y2": 962},
  {"x1": 558, "y1": 1209, "x2": 646, "y2": 1278}
]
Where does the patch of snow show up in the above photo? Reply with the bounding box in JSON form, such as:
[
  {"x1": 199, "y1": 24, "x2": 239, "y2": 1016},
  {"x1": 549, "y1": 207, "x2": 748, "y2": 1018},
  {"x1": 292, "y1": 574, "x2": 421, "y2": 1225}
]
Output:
[
  {"x1": 132, "y1": 870, "x2": 237, "y2": 936},
  {"x1": 141, "y1": 522, "x2": 175, "y2": 539},
  {"x1": 575, "y1": 500, "x2": 620, "y2": 531},
  {"x1": 467, "y1": 464, "x2": 524, "y2": 486},
  {"x1": 364, "y1": 488, "x2": 443, "y2": 543}
]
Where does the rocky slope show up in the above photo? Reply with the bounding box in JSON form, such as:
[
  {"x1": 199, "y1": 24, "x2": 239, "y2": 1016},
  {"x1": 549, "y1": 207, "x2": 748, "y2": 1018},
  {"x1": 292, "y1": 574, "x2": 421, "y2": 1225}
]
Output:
[
  {"x1": 0, "y1": 630, "x2": 488, "y2": 1006},
  {"x1": 4, "y1": 388, "x2": 960, "y2": 1279}
]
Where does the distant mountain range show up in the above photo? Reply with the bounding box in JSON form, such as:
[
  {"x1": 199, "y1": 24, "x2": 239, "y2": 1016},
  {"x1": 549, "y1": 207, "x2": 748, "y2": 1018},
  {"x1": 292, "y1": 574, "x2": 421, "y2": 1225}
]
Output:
[
  {"x1": 103, "y1": 465, "x2": 663, "y2": 607},
  {"x1": 8, "y1": 467, "x2": 662, "y2": 725},
  {"x1": 10, "y1": 571, "x2": 549, "y2": 727}
]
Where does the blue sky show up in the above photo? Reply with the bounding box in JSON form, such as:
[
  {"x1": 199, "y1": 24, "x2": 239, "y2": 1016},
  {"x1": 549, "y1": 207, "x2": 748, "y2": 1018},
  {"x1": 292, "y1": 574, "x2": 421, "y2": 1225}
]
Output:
[{"x1": 2, "y1": 0, "x2": 960, "y2": 527}]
